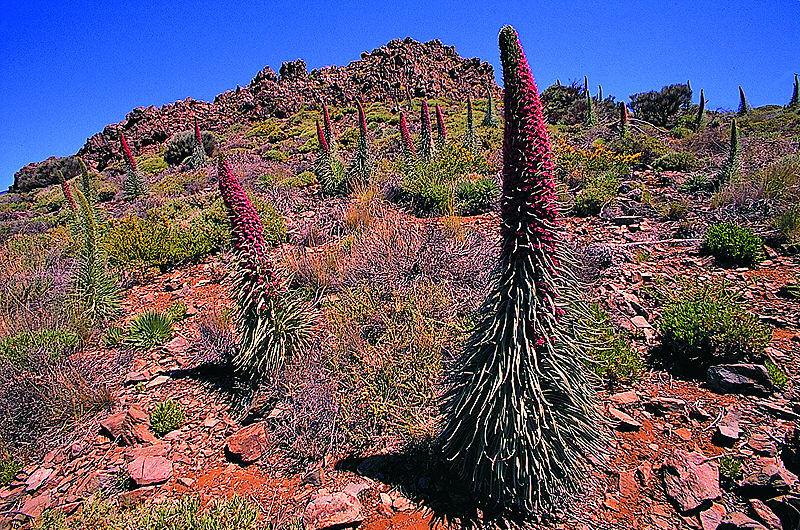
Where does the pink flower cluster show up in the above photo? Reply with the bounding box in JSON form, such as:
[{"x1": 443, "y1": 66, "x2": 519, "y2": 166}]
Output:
[
  {"x1": 399, "y1": 112, "x2": 415, "y2": 154},
  {"x1": 120, "y1": 133, "x2": 137, "y2": 170},
  {"x1": 435, "y1": 104, "x2": 447, "y2": 141},
  {"x1": 498, "y1": 26, "x2": 561, "y2": 314},
  {"x1": 217, "y1": 154, "x2": 279, "y2": 295}
]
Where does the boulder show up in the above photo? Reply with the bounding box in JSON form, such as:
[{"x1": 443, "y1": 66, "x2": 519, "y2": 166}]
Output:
[
  {"x1": 663, "y1": 450, "x2": 721, "y2": 512},
  {"x1": 718, "y1": 512, "x2": 768, "y2": 530},
  {"x1": 707, "y1": 364, "x2": 773, "y2": 396},
  {"x1": 740, "y1": 458, "x2": 798, "y2": 498},
  {"x1": 224, "y1": 422, "x2": 269, "y2": 464},
  {"x1": 303, "y1": 491, "x2": 362, "y2": 530},
  {"x1": 127, "y1": 456, "x2": 173, "y2": 486}
]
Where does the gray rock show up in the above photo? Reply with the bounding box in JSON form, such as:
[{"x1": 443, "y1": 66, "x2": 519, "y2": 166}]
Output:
[
  {"x1": 707, "y1": 364, "x2": 773, "y2": 396},
  {"x1": 663, "y1": 450, "x2": 721, "y2": 512}
]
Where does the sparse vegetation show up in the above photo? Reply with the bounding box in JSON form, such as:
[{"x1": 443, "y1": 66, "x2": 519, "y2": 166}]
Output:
[
  {"x1": 703, "y1": 222, "x2": 763, "y2": 267},
  {"x1": 149, "y1": 399, "x2": 185, "y2": 436},
  {"x1": 126, "y1": 310, "x2": 173, "y2": 350}
]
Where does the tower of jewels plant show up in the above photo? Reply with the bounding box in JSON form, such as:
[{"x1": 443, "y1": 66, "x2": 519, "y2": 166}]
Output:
[
  {"x1": 314, "y1": 120, "x2": 347, "y2": 195},
  {"x1": 584, "y1": 76, "x2": 597, "y2": 127},
  {"x1": 482, "y1": 86, "x2": 499, "y2": 127},
  {"x1": 78, "y1": 158, "x2": 94, "y2": 204},
  {"x1": 184, "y1": 119, "x2": 210, "y2": 169},
  {"x1": 399, "y1": 112, "x2": 416, "y2": 163},
  {"x1": 439, "y1": 26, "x2": 606, "y2": 516},
  {"x1": 217, "y1": 154, "x2": 312, "y2": 377},
  {"x1": 347, "y1": 100, "x2": 372, "y2": 188},
  {"x1": 619, "y1": 102, "x2": 629, "y2": 138},
  {"x1": 717, "y1": 118, "x2": 740, "y2": 185},
  {"x1": 321, "y1": 103, "x2": 337, "y2": 152},
  {"x1": 789, "y1": 74, "x2": 800, "y2": 111},
  {"x1": 120, "y1": 132, "x2": 147, "y2": 199},
  {"x1": 694, "y1": 89, "x2": 706, "y2": 131},
  {"x1": 418, "y1": 99, "x2": 435, "y2": 162},
  {"x1": 737, "y1": 86, "x2": 751, "y2": 116},
  {"x1": 58, "y1": 170, "x2": 77, "y2": 213},
  {"x1": 435, "y1": 103, "x2": 448, "y2": 150},
  {"x1": 463, "y1": 95, "x2": 480, "y2": 153}
]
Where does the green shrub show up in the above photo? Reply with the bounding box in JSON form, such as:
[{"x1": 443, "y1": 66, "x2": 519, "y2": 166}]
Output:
[
  {"x1": 152, "y1": 169, "x2": 207, "y2": 196},
  {"x1": 126, "y1": 310, "x2": 173, "y2": 350},
  {"x1": 573, "y1": 173, "x2": 619, "y2": 217},
  {"x1": 163, "y1": 131, "x2": 218, "y2": 166},
  {"x1": 628, "y1": 84, "x2": 692, "y2": 128},
  {"x1": 103, "y1": 326, "x2": 125, "y2": 346},
  {"x1": 718, "y1": 455, "x2": 743, "y2": 481},
  {"x1": 588, "y1": 306, "x2": 643, "y2": 383},
  {"x1": 0, "y1": 457, "x2": 21, "y2": 485},
  {"x1": 703, "y1": 222, "x2": 763, "y2": 267},
  {"x1": 149, "y1": 400, "x2": 184, "y2": 436},
  {"x1": 682, "y1": 174, "x2": 713, "y2": 193},
  {"x1": 656, "y1": 281, "x2": 771, "y2": 373},
  {"x1": 35, "y1": 494, "x2": 259, "y2": 530},
  {"x1": 654, "y1": 152, "x2": 701, "y2": 171},
  {"x1": 614, "y1": 134, "x2": 670, "y2": 166},
  {"x1": 765, "y1": 359, "x2": 789, "y2": 390},
  {"x1": 166, "y1": 301, "x2": 187, "y2": 322},
  {"x1": 454, "y1": 177, "x2": 499, "y2": 215},
  {"x1": 244, "y1": 119, "x2": 286, "y2": 141},
  {"x1": 134, "y1": 154, "x2": 167, "y2": 176},
  {"x1": 665, "y1": 200, "x2": 689, "y2": 220},
  {"x1": 0, "y1": 329, "x2": 79, "y2": 365},
  {"x1": 263, "y1": 149, "x2": 288, "y2": 162}
]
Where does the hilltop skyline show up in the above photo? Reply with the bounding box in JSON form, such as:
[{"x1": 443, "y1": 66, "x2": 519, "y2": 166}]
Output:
[{"x1": 1, "y1": 0, "x2": 799, "y2": 189}]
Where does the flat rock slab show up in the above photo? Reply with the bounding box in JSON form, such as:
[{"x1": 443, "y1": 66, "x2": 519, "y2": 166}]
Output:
[
  {"x1": 303, "y1": 491, "x2": 362, "y2": 530},
  {"x1": 100, "y1": 406, "x2": 156, "y2": 445},
  {"x1": 707, "y1": 364, "x2": 772, "y2": 397},
  {"x1": 663, "y1": 450, "x2": 721, "y2": 512},
  {"x1": 224, "y1": 422, "x2": 269, "y2": 464},
  {"x1": 128, "y1": 456, "x2": 173, "y2": 486}
]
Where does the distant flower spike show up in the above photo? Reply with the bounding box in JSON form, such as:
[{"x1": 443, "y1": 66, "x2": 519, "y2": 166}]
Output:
[
  {"x1": 316, "y1": 120, "x2": 330, "y2": 154},
  {"x1": 184, "y1": 119, "x2": 210, "y2": 169},
  {"x1": 120, "y1": 132, "x2": 147, "y2": 199},
  {"x1": 58, "y1": 170, "x2": 77, "y2": 212},
  {"x1": 789, "y1": 74, "x2": 800, "y2": 110},
  {"x1": 619, "y1": 102, "x2": 629, "y2": 138},
  {"x1": 194, "y1": 119, "x2": 203, "y2": 146},
  {"x1": 481, "y1": 86, "x2": 499, "y2": 127},
  {"x1": 584, "y1": 76, "x2": 597, "y2": 127},
  {"x1": 419, "y1": 99, "x2": 434, "y2": 162},
  {"x1": 440, "y1": 25, "x2": 606, "y2": 516},
  {"x1": 347, "y1": 100, "x2": 372, "y2": 188},
  {"x1": 463, "y1": 95, "x2": 479, "y2": 153},
  {"x1": 78, "y1": 158, "x2": 94, "y2": 204},
  {"x1": 717, "y1": 118, "x2": 740, "y2": 184},
  {"x1": 434, "y1": 104, "x2": 448, "y2": 149},
  {"x1": 314, "y1": 120, "x2": 347, "y2": 194},
  {"x1": 737, "y1": 86, "x2": 751, "y2": 116},
  {"x1": 694, "y1": 89, "x2": 706, "y2": 131},
  {"x1": 399, "y1": 112, "x2": 416, "y2": 161},
  {"x1": 322, "y1": 103, "x2": 336, "y2": 151}
]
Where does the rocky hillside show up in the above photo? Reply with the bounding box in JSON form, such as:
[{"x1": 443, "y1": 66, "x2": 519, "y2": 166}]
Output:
[{"x1": 11, "y1": 37, "x2": 498, "y2": 192}]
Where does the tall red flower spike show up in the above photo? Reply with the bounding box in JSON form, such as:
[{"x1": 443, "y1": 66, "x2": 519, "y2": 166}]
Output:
[
  {"x1": 399, "y1": 112, "x2": 415, "y2": 156},
  {"x1": 419, "y1": 99, "x2": 434, "y2": 161},
  {"x1": 120, "y1": 133, "x2": 137, "y2": 170},
  {"x1": 435, "y1": 104, "x2": 448, "y2": 142},
  {"x1": 316, "y1": 120, "x2": 330, "y2": 154},
  {"x1": 439, "y1": 26, "x2": 605, "y2": 517},
  {"x1": 217, "y1": 154, "x2": 279, "y2": 294},
  {"x1": 59, "y1": 172, "x2": 77, "y2": 211}
]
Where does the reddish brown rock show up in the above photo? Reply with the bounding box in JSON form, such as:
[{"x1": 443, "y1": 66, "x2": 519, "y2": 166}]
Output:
[
  {"x1": 609, "y1": 407, "x2": 642, "y2": 431},
  {"x1": 100, "y1": 406, "x2": 156, "y2": 445},
  {"x1": 224, "y1": 422, "x2": 269, "y2": 464},
  {"x1": 303, "y1": 491, "x2": 362, "y2": 530},
  {"x1": 718, "y1": 512, "x2": 768, "y2": 529},
  {"x1": 610, "y1": 390, "x2": 640, "y2": 406},
  {"x1": 20, "y1": 491, "x2": 51, "y2": 518},
  {"x1": 699, "y1": 503, "x2": 727, "y2": 530},
  {"x1": 663, "y1": 450, "x2": 721, "y2": 512},
  {"x1": 748, "y1": 499, "x2": 783, "y2": 530},
  {"x1": 127, "y1": 456, "x2": 173, "y2": 486}
]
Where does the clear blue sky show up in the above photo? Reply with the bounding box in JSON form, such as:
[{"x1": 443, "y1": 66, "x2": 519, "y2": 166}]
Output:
[{"x1": 1, "y1": 0, "x2": 798, "y2": 190}]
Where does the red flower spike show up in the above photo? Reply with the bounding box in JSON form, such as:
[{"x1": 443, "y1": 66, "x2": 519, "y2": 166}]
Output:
[
  {"x1": 435, "y1": 104, "x2": 447, "y2": 141},
  {"x1": 316, "y1": 121, "x2": 330, "y2": 154},
  {"x1": 420, "y1": 100, "x2": 432, "y2": 138},
  {"x1": 194, "y1": 119, "x2": 203, "y2": 146},
  {"x1": 357, "y1": 100, "x2": 368, "y2": 137},
  {"x1": 322, "y1": 104, "x2": 334, "y2": 144},
  {"x1": 399, "y1": 112, "x2": 415, "y2": 154},
  {"x1": 59, "y1": 173, "x2": 76, "y2": 211},
  {"x1": 120, "y1": 133, "x2": 137, "y2": 170}
]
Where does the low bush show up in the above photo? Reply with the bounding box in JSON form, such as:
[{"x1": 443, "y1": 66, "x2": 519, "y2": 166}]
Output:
[
  {"x1": 587, "y1": 306, "x2": 643, "y2": 384},
  {"x1": 718, "y1": 455, "x2": 743, "y2": 482},
  {"x1": 454, "y1": 177, "x2": 499, "y2": 215},
  {"x1": 149, "y1": 400, "x2": 184, "y2": 436},
  {"x1": 0, "y1": 457, "x2": 21, "y2": 485},
  {"x1": 134, "y1": 154, "x2": 168, "y2": 176},
  {"x1": 126, "y1": 310, "x2": 173, "y2": 350},
  {"x1": 573, "y1": 173, "x2": 619, "y2": 217},
  {"x1": 326, "y1": 283, "x2": 468, "y2": 446},
  {"x1": 166, "y1": 301, "x2": 187, "y2": 321},
  {"x1": 0, "y1": 328, "x2": 79, "y2": 365},
  {"x1": 262, "y1": 149, "x2": 289, "y2": 162},
  {"x1": 163, "y1": 131, "x2": 218, "y2": 166},
  {"x1": 765, "y1": 359, "x2": 789, "y2": 390},
  {"x1": 653, "y1": 152, "x2": 702, "y2": 171},
  {"x1": 35, "y1": 494, "x2": 259, "y2": 530},
  {"x1": 655, "y1": 281, "x2": 771, "y2": 374},
  {"x1": 553, "y1": 137, "x2": 638, "y2": 184},
  {"x1": 613, "y1": 134, "x2": 670, "y2": 166},
  {"x1": 682, "y1": 174, "x2": 713, "y2": 193},
  {"x1": 703, "y1": 222, "x2": 763, "y2": 267}
]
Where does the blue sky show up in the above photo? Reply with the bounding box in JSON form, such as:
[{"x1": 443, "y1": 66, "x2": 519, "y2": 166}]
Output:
[{"x1": 1, "y1": 0, "x2": 798, "y2": 190}]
